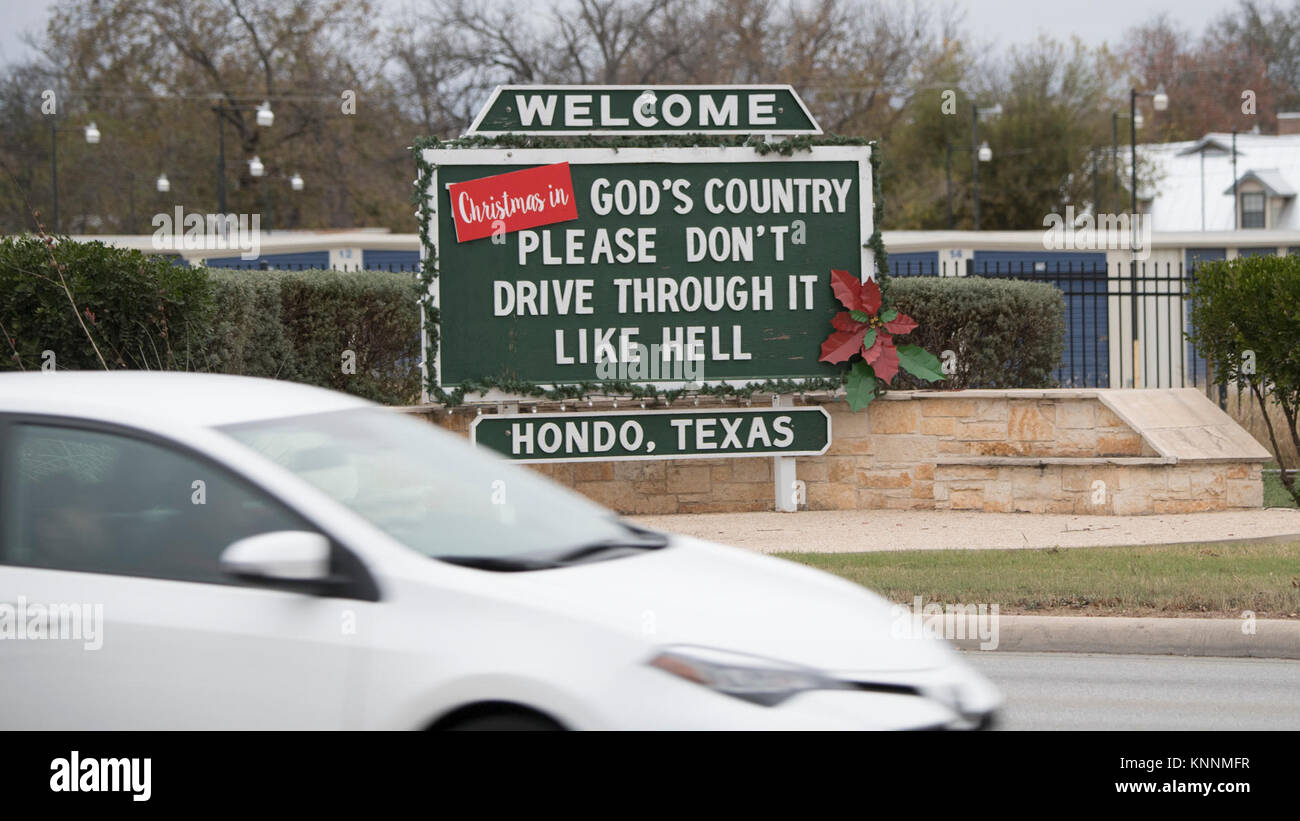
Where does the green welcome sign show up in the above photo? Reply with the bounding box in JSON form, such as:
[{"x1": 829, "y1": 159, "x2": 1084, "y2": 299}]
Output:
[
  {"x1": 423, "y1": 145, "x2": 874, "y2": 390},
  {"x1": 468, "y1": 85, "x2": 822, "y2": 136},
  {"x1": 470, "y1": 407, "x2": 831, "y2": 463}
]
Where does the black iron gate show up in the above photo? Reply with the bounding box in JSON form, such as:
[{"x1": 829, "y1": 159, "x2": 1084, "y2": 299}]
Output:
[{"x1": 892, "y1": 256, "x2": 1208, "y2": 390}]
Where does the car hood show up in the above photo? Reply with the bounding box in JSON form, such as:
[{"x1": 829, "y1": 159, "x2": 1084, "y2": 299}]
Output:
[{"x1": 499, "y1": 535, "x2": 956, "y2": 673}]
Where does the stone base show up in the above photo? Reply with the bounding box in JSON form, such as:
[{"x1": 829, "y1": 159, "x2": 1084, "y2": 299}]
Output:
[{"x1": 405, "y1": 388, "x2": 1269, "y2": 515}]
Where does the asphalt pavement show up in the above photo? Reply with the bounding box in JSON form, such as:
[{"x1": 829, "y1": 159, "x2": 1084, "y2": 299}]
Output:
[{"x1": 964, "y1": 651, "x2": 1300, "y2": 730}]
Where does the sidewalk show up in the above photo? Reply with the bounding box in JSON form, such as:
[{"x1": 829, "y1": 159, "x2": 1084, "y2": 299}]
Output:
[
  {"x1": 629, "y1": 508, "x2": 1300, "y2": 658},
  {"x1": 631, "y1": 508, "x2": 1300, "y2": 553}
]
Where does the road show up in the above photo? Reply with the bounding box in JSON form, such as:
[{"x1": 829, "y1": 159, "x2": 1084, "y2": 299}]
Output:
[{"x1": 962, "y1": 651, "x2": 1300, "y2": 730}]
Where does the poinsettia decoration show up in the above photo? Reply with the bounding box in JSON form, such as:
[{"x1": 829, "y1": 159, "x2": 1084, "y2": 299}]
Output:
[{"x1": 819, "y1": 268, "x2": 944, "y2": 410}]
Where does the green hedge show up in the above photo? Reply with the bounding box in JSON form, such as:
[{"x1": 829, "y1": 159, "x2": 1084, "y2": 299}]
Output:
[
  {"x1": 1, "y1": 236, "x2": 422, "y2": 405},
  {"x1": 888, "y1": 276, "x2": 1066, "y2": 390},
  {"x1": 205, "y1": 268, "x2": 422, "y2": 404},
  {"x1": 0, "y1": 235, "x2": 212, "y2": 371}
]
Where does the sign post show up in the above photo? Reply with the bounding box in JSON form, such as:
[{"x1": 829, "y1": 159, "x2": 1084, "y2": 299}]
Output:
[{"x1": 772, "y1": 394, "x2": 800, "y2": 512}]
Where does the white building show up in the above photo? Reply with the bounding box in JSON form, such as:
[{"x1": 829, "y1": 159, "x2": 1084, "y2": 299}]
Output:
[{"x1": 1138, "y1": 130, "x2": 1300, "y2": 232}]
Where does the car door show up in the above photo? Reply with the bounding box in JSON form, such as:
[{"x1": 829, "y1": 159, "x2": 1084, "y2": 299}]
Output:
[{"x1": 0, "y1": 417, "x2": 374, "y2": 730}]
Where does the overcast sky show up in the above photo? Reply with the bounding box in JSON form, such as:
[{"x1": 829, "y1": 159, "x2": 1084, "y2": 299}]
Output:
[
  {"x1": 0, "y1": 0, "x2": 1237, "y2": 67},
  {"x1": 952, "y1": 0, "x2": 1235, "y2": 49}
]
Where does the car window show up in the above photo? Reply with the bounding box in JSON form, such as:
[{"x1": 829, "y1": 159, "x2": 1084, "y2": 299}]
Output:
[
  {"x1": 0, "y1": 422, "x2": 311, "y2": 584},
  {"x1": 220, "y1": 408, "x2": 634, "y2": 564}
]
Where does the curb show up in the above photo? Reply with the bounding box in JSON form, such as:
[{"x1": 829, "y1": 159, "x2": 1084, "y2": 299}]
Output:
[
  {"x1": 950, "y1": 615, "x2": 1300, "y2": 659},
  {"x1": 1088, "y1": 530, "x2": 1300, "y2": 550}
]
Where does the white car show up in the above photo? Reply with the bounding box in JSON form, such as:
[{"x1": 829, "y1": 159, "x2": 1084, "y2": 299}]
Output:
[{"x1": 0, "y1": 372, "x2": 1000, "y2": 730}]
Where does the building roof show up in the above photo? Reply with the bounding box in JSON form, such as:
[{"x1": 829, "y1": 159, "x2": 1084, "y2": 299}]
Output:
[
  {"x1": 1139, "y1": 132, "x2": 1300, "y2": 231},
  {"x1": 1222, "y1": 168, "x2": 1295, "y2": 198}
]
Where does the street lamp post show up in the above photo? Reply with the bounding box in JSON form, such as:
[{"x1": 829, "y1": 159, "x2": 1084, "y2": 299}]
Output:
[
  {"x1": 971, "y1": 103, "x2": 1001, "y2": 230},
  {"x1": 1128, "y1": 85, "x2": 1167, "y2": 221},
  {"x1": 215, "y1": 103, "x2": 226, "y2": 214},
  {"x1": 945, "y1": 140, "x2": 992, "y2": 230},
  {"x1": 1112, "y1": 110, "x2": 1144, "y2": 215},
  {"x1": 972, "y1": 105, "x2": 980, "y2": 230},
  {"x1": 1092, "y1": 152, "x2": 1100, "y2": 215},
  {"x1": 1112, "y1": 113, "x2": 1120, "y2": 212},
  {"x1": 212, "y1": 99, "x2": 274, "y2": 215},
  {"x1": 945, "y1": 142, "x2": 953, "y2": 229},
  {"x1": 46, "y1": 117, "x2": 100, "y2": 233},
  {"x1": 1127, "y1": 84, "x2": 1168, "y2": 389}
]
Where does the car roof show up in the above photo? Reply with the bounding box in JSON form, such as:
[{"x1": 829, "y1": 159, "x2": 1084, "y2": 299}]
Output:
[{"x1": 0, "y1": 372, "x2": 371, "y2": 428}]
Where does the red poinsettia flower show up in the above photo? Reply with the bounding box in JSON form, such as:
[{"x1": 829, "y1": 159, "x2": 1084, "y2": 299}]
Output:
[{"x1": 818, "y1": 268, "x2": 918, "y2": 384}]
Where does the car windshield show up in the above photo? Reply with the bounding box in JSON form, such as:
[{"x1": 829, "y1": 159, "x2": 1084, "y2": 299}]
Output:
[{"x1": 220, "y1": 408, "x2": 660, "y2": 568}]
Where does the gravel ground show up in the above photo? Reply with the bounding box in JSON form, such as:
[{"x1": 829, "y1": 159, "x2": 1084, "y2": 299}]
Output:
[{"x1": 629, "y1": 508, "x2": 1300, "y2": 553}]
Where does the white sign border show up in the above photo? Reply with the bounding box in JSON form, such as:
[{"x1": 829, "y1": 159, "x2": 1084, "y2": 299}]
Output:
[
  {"x1": 421, "y1": 144, "x2": 874, "y2": 399},
  {"x1": 468, "y1": 405, "x2": 832, "y2": 464},
  {"x1": 466, "y1": 84, "x2": 824, "y2": 137}
]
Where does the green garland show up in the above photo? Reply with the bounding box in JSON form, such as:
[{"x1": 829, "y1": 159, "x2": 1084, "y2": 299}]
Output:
[{"x1": 410, "y1": 133, "x2": 887, "y2": 406}]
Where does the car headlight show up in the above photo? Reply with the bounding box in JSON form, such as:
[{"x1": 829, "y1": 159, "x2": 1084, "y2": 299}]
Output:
[{"x1": 648, "y1": 646, "x2": 852, "y2": 706}]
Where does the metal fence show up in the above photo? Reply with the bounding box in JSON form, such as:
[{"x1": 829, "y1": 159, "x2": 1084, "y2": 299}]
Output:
[
  {"x1": 970, "y1": 258, "x2": 1111, "y2": 388},
  {"x1": 892, "y1": 256, "x2": 1211, "y2": 391},
  {"x1": 256, "y1": 261, "x2": 422, "y2": 273},
  {"x1": 193, "y1": 259, "x2": 422, "y2": 273}
]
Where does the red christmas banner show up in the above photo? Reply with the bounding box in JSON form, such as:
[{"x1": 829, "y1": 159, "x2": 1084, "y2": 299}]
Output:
[{"x1": 448, "y1": 162, "x2": 579, "y2": 242}]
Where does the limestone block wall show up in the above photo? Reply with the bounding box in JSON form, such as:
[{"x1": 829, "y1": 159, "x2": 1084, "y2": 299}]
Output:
[
  {"x1": 405, "y1": 389, "x2": 1268, "y2": 515},
  {"x1": 929, "y1": 462, "x2": 1263, "y2": 515}
]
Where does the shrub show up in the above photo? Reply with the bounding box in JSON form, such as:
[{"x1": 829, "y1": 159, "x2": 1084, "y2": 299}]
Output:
[
  {"x1": 887, "y1": 276, "x2": 1066, "y2": 390},
  {"x1": 206, "y1": 268, "x2": 423, "y2": 405},
  {"x1": 0, "y1": 236, "x2": 423, "y2": 405},
  {"x1": 0, "y1": 234, "x2": 211, "y2": 371},
  {"x1": 1188, "y1": 254, "x2": 1300, "y2": 504},
  {"x1": 203, "y1": 269, "x2": 294, "y2": 377}
]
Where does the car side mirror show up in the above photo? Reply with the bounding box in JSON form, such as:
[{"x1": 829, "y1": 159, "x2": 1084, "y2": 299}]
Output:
[{"x1": 221, "y1": 531, "x2": 332, "y2": 582}]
